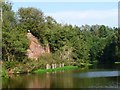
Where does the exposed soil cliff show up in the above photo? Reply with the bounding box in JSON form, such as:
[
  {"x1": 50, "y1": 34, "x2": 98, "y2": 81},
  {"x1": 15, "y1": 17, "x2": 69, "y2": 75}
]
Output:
[{"x1": 26, "y1": 32, "x2": 50, "y2": 60}]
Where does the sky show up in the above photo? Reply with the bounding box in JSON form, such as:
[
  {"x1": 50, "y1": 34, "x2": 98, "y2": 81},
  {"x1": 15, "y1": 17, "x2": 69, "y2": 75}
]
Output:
[{"x1": 11, "y1": 0, "x2": 119, "y2": 27}]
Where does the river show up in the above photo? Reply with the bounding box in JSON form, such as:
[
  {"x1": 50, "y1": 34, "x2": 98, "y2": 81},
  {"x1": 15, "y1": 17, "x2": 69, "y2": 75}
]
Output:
[{"x1": 2, "y1": 65, "x2": 120, "y2": 88}]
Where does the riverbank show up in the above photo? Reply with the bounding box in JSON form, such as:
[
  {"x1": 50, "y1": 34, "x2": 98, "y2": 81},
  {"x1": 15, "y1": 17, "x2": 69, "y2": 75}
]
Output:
[
  {"x1": 2, "y1": 65, "x2": 79, "y2": 78},
  {"x1": 33, "y1": 66, "x2": 78, "y2": 73}
]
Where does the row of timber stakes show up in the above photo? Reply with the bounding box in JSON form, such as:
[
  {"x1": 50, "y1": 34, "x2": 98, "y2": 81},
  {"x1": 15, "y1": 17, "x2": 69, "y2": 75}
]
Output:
[{"x1": 46, "y1": 63, "x2": 64, "y2": 69}]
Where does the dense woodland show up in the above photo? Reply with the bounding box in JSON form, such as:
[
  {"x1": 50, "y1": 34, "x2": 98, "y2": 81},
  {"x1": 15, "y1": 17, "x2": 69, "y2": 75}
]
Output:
[{"x1": 1, "y1": 2, "x2": 120, "y2": 72}]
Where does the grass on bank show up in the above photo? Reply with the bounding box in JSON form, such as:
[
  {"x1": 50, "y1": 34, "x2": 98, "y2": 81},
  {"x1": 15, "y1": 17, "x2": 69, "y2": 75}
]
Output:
[
  {"x1": 114, "y1": 62, "x2": 120, "y2": 64},
  {"x1": 33, "y1": 66, "x2": 78, "y2": 73}
]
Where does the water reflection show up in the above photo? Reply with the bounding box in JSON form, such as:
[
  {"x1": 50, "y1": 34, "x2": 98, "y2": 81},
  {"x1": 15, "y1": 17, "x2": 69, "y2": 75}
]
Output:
[
  {"x1": 73, "y1": 71, "x2": 120, "y2": 78},
  {"x1": 2, "y1": 69, "x2": 120, "y2": 88},
  {"x1": 26, "y1": 73, "x2": 51, "y2": 88}
]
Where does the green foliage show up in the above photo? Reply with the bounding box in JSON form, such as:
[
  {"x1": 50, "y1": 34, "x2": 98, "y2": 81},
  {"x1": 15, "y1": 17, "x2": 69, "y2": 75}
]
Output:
[
  {"x1": 116, "y1": 28, "x2": 120, "y2": 61},
  {"x1": 34, "y1": 66, "x2": 78, "y2": 73},
  {"x1": 2, "y1": 2, "x2": 28, "y2": 62},
  {"x1": 2, "y1": 28, "x2": 28, "y2": 61},
  {"x1": 2, "y1": 1, "x2": 118, "y2": 72},
  {"x1": 17, "y1": 7, "x2": 46, "y2": 44},
  {"x1": 2, "y1": 68, "x2": 8, "y2": 78}
]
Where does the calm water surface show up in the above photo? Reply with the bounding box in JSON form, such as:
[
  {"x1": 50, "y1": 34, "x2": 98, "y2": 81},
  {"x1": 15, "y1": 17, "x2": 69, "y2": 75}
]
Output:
[{"x1": 2, "y1": 65, "x2": 120, "y2": 88}]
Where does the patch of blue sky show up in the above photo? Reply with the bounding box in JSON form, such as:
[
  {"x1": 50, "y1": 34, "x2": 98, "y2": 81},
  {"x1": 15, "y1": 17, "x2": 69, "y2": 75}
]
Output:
[{"x1": 11, "y1": 1, "x2": 118, "y2": 27}]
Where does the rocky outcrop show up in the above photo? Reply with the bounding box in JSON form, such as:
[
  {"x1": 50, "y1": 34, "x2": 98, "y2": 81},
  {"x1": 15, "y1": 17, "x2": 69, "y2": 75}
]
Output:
[{"x1": 26, "y1": 32, "x2": 50, "y2": 60}]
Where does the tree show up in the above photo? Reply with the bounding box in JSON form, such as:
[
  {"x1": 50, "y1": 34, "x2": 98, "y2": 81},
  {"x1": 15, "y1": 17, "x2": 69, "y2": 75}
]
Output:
[
  {"x1": 2, "y1": 2, "x2": 28, "y2": 61},
  {"x1": 17, "y1": 7, "x2": 46, "y2": 44}
]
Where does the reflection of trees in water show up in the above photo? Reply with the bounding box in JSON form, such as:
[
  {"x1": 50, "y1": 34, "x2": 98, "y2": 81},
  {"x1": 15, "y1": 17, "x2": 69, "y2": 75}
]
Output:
[
  {"x1": 26, "y1": 71, "x2": 74, "y2": 88},
  {"x1": 2, "y1": 70, "x2": 120, "y2": 88},
  {"x1": 3, "y1": 71, "x2": 74, "y2": 88},
  {"x1": 3, "y1": 74, "x2": 27, "y2": 88},
  {"x1": 49, "y1": 71, "x2": 74, "y2": 88},
  {"x1": 27, "y1": 73, "x2": 51, "y2": 88},
  {"x1": 3, "y1": 74, "x2": 51, "y2": 88}
]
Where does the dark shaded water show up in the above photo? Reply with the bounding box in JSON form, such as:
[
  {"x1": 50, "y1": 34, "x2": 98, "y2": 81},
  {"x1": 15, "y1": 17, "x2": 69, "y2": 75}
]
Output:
[{"x1": 2, "y1": 65, "x2": 120, "y2": 88}]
